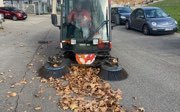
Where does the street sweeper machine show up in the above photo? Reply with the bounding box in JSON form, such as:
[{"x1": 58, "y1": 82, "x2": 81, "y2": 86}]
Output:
[{"x1": 42, "y1": 0, "x2": 122, "y2": 80}]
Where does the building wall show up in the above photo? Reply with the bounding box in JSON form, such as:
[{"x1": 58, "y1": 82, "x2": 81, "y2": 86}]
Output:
[{"x1": 0, "y1": 0, "x2": 4, "y2": 7}]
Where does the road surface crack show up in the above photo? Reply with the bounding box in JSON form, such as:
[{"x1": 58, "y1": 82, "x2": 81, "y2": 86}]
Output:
[{"x1": 14, "y1": 29, "x2": 51, "y2": 112}]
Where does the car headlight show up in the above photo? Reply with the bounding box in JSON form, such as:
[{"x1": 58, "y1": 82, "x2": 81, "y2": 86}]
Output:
[
  {"x1": 151, "y1": 22, "x2": 157, "y2": 27},
  {"x1": 120, "y1": 16, "x2": 126, "y2": 19},
  {"x1": 17, "y1": 13, "x2": 22, "y2": 16},
  {"x1": 175, "y1": 20, "x2": 178, "y2": 25}
]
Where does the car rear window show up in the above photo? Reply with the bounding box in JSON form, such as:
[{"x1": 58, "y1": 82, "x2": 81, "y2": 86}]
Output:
[
  {"x1": 145, "y1": 9, "x2": 168, "y2": 18},
  {"x1": 118, "y1": 7, "x2": 132, "y2": 13}
]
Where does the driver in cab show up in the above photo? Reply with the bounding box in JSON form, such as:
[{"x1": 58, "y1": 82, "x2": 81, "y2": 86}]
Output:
[{"x1": 68, "y1": 1, "x2": 91, "y2": 39}]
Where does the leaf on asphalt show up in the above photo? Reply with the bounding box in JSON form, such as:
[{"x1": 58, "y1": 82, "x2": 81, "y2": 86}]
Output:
[
  {"x1": 62, "y1": 105, "x2": 69, "y2": 110},
  {"x1": 19, "y1": 79, "x2": 27, "y2": 84},
  {"x1": 8, "y1": 69, "x2": 12, "y2": 72},
  {"x1": 20, "y1": 45, "x2": 24, "y2": 47},
  {"x1": 10, "y1": 84, "x2": 15, "y2": 88},
  {"x1": 138, "y1": 107, "x2": 145, "y2": 112},
  {"x1": 40, "y1": 78, "x2": 47, "y2": 83},
  {"x1": 69, "y1": 102, "x2": 78, "y2": 110},
  {"x1": 53, "y1": 64, "x2": 59, "y2": 67},
  {"x1": 34, "y1": 106, "x2": 41, "y2": 111},
  {"x1": 28, "y1": 63, "x2": 33, "y2": 66},
  {"x1": 7, "y1": 92, "x2": 17, "y2": 97},
  {"x1": 0, "y1": 79, "x2": 3, "y2": 83},
  {"x1": 39, "y1": 66, "x2": 124, "y2": 111}
]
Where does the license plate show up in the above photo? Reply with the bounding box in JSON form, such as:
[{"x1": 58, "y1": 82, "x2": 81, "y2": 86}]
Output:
[{"x1": 165, "y1": 28, "x2": 172, "y2": 31}]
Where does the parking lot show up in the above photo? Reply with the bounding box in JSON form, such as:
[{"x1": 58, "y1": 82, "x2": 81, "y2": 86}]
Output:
[{"x1": 0, "y1": 15, "x2": 180, "y2": 112}]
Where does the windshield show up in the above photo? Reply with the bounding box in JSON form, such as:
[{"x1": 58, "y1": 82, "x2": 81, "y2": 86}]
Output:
[
  {"x1": 118, "y1": 7, "x2": 131, "y2": 13},
  {"x1": 7, "y1": 7, "x2": 19, "y2": 11},
  {"x1": 145, "y1": 9, "x2": 168, "y2": 18},
  {"x1": 62, "y1": 0, "x2": 109, "y2": 41}
]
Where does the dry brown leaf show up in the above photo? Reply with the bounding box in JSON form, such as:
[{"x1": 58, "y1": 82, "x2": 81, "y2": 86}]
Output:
[
  {"x1": 69, "y1": 103, "x2": 78, "y2": 110},
  {"x1": 20, "y1": 79, "x2": 27, "y2": 84},
  {"x1": 62, "y1": 105, "x2": 69, "y2": 110},
  {"x1": 53, "y1": 64, "x2": 59, "y2": 67},
  {"x1": 34, "y1": 106, "x2": 41, "y2": 111},
  {"x1": 40, "y1": 78, "x2": 47, "y2": 83},
  {"x1": 10, "y1": 84, "x2": 15, "y2": 88},
  {"x1": 7, "y1": 92, "x2": 17, "y2": 97},
  {"x1": 138, "y1": 107, "x2": 145, "y2": 112},
  {"x1": 99, "y1": 106, "x2": 108, "y2": 112},
  {"x1": 0, "y1": 80, "x2": 3, "y2": 83},
  {"x1": 28, "y1": 63, "x2": 33, "y2": 66}
]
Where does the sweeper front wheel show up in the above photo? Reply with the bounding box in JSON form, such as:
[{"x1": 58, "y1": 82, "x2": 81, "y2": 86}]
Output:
[{"x1": 99, "y1": 62, "x2": 122, "y2": 81}]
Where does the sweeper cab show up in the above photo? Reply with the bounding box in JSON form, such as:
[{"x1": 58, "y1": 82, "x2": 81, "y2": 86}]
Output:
[{"x1": 42, "y1": 0, "x2": 122, "y2": 80}]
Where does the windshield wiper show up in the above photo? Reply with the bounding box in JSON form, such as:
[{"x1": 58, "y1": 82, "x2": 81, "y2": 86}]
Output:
[{"x1": 86, "y1": 20, "x2": 109, "y2": 41}]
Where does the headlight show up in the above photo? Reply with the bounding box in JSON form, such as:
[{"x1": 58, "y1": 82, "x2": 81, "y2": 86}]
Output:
[
  {"x1": 17, "y1": 13, "x2": 22, "y2": 16},
  {"x1": 71, "y1": 39, "x2": 76, "y2": 45},
  {"x1": 120, "y1": 16, "x2": 126, "y2": 19},
  {"x1": 151, "y1": 22, "x2": 157, "y2": 27},
  {"x1": 175, "y1": 20, "x2": 178, "y2": 25},
  {"x1": 93, "y1": 39, "x2": 99, "y2": 45}
]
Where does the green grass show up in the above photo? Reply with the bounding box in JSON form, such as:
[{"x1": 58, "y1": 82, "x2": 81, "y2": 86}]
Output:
[{"x1": 149, "y1": 0, "x2": 180, "y2": 32}]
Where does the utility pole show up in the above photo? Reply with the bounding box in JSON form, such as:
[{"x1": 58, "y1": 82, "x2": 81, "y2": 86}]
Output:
[
  {"x1": 0, "y1": 0, "x2": 4, "y2": 7},
  {"x1": 52, "y1": 0, "x2": 57, "y2": 14}
]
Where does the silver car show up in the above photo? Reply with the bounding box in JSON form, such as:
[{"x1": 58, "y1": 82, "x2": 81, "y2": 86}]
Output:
[{"x1": 126, "y1": 7, "x2": 178, "y2": 35}]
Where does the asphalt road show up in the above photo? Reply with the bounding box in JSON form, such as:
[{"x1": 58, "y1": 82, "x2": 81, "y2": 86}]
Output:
[
  {"x1": 111, "y1": 25, "x2": 180, "y2": 112},
  {"x1": 0, "y1": 15, "x2": 180, "y2": 112}
]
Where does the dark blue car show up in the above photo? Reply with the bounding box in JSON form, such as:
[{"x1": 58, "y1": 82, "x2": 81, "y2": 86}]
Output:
[
  {"x1": 126, "y1": 7, "x2": 178, "y2": 35},
  {"x1": 111, "y1": 6, "x2": 132, "y2": 25}
]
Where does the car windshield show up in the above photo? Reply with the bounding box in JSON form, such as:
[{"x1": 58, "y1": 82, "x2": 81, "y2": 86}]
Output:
[
  {"x1": 62, "y1": 0, "x2": 109, "y2": 41},
  {"x1": 145, "y1": 9, "x2": 168, "y2": 18},
  {"x1": 118, "y1": 7, "x2": 131, "y2": 13},
  {"x1": 7, "y1": 7, "x2": 19, "y2": 11}
]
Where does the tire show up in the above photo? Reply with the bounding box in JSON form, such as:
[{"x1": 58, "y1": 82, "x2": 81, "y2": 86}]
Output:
[
  {"x1": 125, "y1": 21, "x2": 131, "y2": 30},
  {"x1": 12, "y1": 16, "x2": 17, "y2": 21},
  {"x1": 115, "y1": 14, "x2": 120, "y2": 25},
  {"x1": 143, "y1": 25, "x2": 150, "y2": 35}
]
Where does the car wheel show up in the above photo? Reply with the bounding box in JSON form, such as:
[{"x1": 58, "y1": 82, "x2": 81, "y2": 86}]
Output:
[
  {"x1": 12, "y1": 16, "x2": 17, "y2": 21},
  {"x1": 115, "y1": 14, "x2": 120, "y2": 25},
  {"x1": 143, "y1": 25, "x2": 150, "y2": 35},
  {"x1": 125, "y1": 21, "x2": 131, "y2": 29}
]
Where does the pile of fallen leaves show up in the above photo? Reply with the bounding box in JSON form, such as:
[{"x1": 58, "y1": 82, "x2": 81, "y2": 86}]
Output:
[{"x1": 41, "y1": 66, "x2": 124, "y2": 112}]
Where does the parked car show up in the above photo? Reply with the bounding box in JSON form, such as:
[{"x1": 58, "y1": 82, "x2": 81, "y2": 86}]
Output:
[
  {"x1": 0, "y1": 7, "x2": 27, "y2": 21},
  {"x1": 125, "y1": 7, "x2": 178, "y2": 35},
  {"x1": 111, "y1": 6, "x2": 132, "y2": 25}
]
